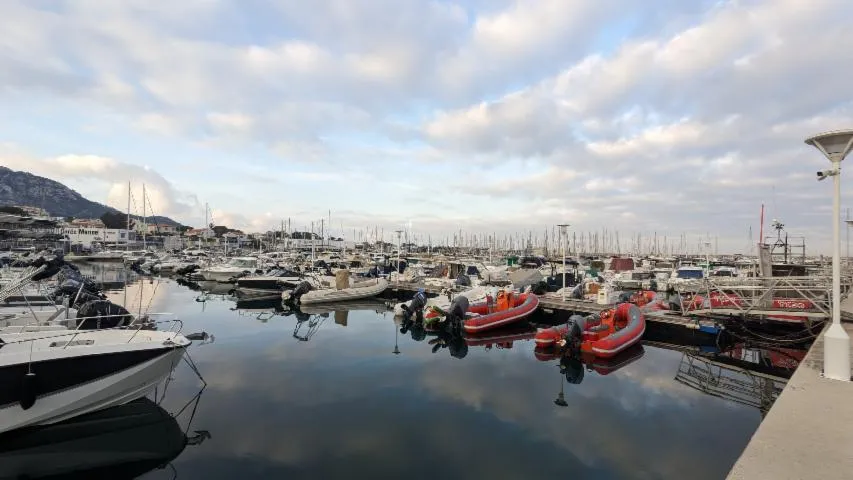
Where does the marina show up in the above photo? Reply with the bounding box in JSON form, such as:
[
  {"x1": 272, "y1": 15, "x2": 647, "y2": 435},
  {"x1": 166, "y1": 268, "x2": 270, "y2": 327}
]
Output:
[
  {"x1": 0, "y1": 243, "x2": 843, "y2": 478},
  {"x1": 2, "y1": 263, "x2": 810, "y2": 479},
  {"x1": 1, "y1": 2, "x2": 852, "y2": 477}
]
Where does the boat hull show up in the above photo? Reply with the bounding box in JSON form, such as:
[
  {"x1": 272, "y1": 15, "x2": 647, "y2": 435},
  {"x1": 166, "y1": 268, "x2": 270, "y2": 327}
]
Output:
[
  {"x1": 0, "y1": 346, "x2": 187, "y2": 434},
  {"x1": 462, "y1": 293, "x2": 539, "y2": 334},
  {"x1": 197, "y1": 269, "x2": 245, "y2": 282},
  {"x1": 236, "y1": 277, "x2": 302, "y2": 291},
  {"x1": 298, "y1": 279, "x2": 389, "y2": 305},
  {"x1": 534, "y1": 303, "x2": 645, "y2": 358}
]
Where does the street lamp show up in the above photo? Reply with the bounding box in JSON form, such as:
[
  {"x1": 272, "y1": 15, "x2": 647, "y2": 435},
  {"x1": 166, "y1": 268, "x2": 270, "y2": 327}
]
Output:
[
  {"x1": 394, "y1": 229, "x2": 404, "y2": 287},
  {"x1": 846, "y1": 219, "x2": 853, "y2": 264},
  {"x1": 557, "y1": 224, "x2": 570, "y2": 301},
  {"x1": 703, "y1": 241, "x2": 712, "y2": 277},
  {"x1": 805, "y1": 129, "x2": 853, "y2": 381}
]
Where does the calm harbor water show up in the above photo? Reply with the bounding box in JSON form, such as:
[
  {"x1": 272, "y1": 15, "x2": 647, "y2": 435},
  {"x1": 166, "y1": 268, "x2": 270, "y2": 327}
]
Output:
[{"x1": 81, "y1": 267, "x2": 794, "y2": 479}]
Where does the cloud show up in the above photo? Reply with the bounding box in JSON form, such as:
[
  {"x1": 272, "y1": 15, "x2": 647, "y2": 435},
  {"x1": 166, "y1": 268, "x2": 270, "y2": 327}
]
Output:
[
  {"x1": 1, "y1": 0, "x2": 853, "y2": 252},
  {"x1": 0, "y1": 145, "x2": 198, "y2": 219}
]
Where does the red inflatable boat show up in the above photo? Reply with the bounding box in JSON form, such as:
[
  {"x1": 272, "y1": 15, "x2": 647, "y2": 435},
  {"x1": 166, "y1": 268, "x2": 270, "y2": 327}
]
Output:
[
  {"x1": 460, "y1": 291, "x2": 539, "y2": 334},
  {"x1": 533, "y1": 303, "x2": 645, "y2": 358},
  {"x1": 425, "y1": 290, "x2": 539, "y2": 333}
]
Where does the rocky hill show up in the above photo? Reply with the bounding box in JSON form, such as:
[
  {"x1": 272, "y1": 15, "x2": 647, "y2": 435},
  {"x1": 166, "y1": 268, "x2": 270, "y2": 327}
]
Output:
[{"x1": 0, "y1": 166, "x2": 183, "y2": 226}]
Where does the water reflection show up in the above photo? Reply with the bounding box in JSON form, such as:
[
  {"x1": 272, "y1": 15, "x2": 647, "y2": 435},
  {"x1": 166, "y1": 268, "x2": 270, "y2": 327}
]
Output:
[
  {"x1": 674, "y1": 346, "x2": 802, "y2": 418},
  {"x1": 67, "y1": 266, "x2": 810, "y2": 480},
  {"x1": 0, "y1": 394, "x2": 209, "y2": 479}
]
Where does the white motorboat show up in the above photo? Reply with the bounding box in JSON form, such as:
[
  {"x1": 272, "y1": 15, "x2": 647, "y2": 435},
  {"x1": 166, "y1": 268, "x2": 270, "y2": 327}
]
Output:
[
  {"x1": 197, "y1": 257, "x2": 259, "y2": 282},
  {"x1": 286, "y1": 278, "x2": 389, "y2": 305},
  {"x1": 0, "y1": 327, "x2": 191, "y2": 434},
  {"x1": 236, "y1": 267, "x2": 304, "y2": 292},
  {"x1": 667, "y1": 265, "x2": 705, "y2": 290}
]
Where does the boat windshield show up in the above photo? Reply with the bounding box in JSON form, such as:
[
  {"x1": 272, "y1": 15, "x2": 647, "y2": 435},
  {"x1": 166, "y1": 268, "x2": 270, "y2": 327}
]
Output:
[
  {"x1": 712, "y1": 270, "x2": 735, "y2": 277},
  {"x1": 676, "y1": 269, "x2": 704, "y2": 279},
  {"x1": 229, "y1": 258, "x2": 257, "y2": 268}
]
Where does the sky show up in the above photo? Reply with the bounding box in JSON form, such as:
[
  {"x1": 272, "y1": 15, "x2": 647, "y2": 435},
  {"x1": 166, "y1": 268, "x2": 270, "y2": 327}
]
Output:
[{"x1": 1, "y1": 0, "x2": 852, "y2": 254}]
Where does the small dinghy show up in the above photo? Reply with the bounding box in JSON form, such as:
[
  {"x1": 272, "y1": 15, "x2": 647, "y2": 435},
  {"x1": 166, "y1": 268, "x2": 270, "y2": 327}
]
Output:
[
  {"x1": 534, "y1": 303, "x2": 645, "y2": 358},
  {"x1": 285, "y1": 278, "x2": 389, "y2": 305},
  {"x1": 427, "y1": 290, "x2": 539, "y2": 334}
]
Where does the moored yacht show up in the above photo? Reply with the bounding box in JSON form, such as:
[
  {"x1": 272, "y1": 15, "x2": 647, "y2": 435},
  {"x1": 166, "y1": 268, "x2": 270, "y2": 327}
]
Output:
[
  {"x1": 197, "y1": 257, "x2": 260, "y2": 282},
  {"x1": 0, "y1": 327, "x2": 191, "y2": 434},
  {"x1": 236, "y1": 267, "x2": 304, "y2": 292}
]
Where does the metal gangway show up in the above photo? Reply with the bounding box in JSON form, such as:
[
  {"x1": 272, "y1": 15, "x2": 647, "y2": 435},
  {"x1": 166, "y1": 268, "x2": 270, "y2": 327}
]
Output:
[{"x1": 672, "y1": 276, "x2": 850, "y2": 321}]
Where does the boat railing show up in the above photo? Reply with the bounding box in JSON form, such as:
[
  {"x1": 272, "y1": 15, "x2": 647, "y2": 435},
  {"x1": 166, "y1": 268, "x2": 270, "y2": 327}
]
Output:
[
  {"x1": 0, "y1": 315, "x2": 185, "y2": 350},
  {"x1": 674, "y1": 276, "x2": 845, "y2": 320}
]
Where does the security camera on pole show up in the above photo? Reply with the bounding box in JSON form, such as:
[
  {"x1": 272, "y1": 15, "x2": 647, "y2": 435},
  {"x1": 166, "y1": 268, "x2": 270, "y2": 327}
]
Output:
[
  {"x1": 805, "y1": 129, "x2": 853, "y2": 382},
  {"x1": 557, "y1": 224, "x2": 570, "y2": 302}
]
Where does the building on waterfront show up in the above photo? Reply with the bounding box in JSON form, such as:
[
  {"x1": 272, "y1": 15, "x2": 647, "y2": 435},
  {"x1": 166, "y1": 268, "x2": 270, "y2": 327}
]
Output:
[
  {"x1": 69, "y1": 218, "x2": 106, "y2": 229},
  {"x1": 147, "y1": 223, "x2": 177, "y2": 235},
  {"x1": 56, "y1": 225, "x2": 135, "y2": 249},
  {"x1": 0, "y1": 213, "x2": 63, "y2": 251},
  {"x1": 15, "y1": 205, "x2": 49, "y2": 217}
]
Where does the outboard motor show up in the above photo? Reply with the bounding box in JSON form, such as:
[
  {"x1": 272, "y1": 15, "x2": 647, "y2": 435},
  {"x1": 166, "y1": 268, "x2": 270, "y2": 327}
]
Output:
[
  {"x1": 286, "y1": 281, "x2": 313, "y2": 304},
  {"x1": 667, "y1": 290, "x2": 682, "y2": 312},
  {"x1": 445, "y1": 295, "x2": 469, "y2": 334},
  {"x1": 448, "y1": 295, "x2": 469, "y2": 320},
  {"x1": 618, "y1": 291, "x2": 632, "y2": 303},
  {"x1": 571, "y1": 283, "x2": 584, "y2": 299},
  {"x1": 401, "y1": 290, "x2": 427, "y2": 318},
  {"x1": 562, "y1": 314, "x2": 588, "y2": 351},
  {"x1": 455, "y1": 273, "x2": 471, "y2": 287},
  {"x1": 75, "y1": 300, "x2": 133, "y2": 329}
]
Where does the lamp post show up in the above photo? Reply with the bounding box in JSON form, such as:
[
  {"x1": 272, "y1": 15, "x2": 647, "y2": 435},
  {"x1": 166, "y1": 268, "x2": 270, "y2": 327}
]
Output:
[
  {"x1": 557, "y1": 224, "x2": 570, "y2": 301},
  {"x1": 805, "y1": 129, "x2": 853, "y2": 381},
  {"x1": 394, "y1": 229, "x2": 403, "y2": 287},
  {"x1": 846, "y1": 218, "x2": 853, "y2": 265}
]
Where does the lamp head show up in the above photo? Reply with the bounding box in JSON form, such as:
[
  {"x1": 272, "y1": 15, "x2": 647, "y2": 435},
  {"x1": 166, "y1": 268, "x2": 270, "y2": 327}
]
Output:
[{"x1": 805, "y1": 129, "x2": 853, "y2": 163}]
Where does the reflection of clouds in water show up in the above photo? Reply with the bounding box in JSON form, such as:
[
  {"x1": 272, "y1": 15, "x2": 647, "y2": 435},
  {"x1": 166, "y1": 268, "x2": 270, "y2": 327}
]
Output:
[
  {"x1": 136, "y1": 282, "x2": 761, "y2": 480},
  {"x1": 416, "y1": 347, "x2": 758, "y2": 480}
]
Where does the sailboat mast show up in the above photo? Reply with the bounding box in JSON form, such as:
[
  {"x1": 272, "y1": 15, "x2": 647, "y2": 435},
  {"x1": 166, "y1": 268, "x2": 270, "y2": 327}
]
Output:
[
  {"x1": 126, "y1": 181, "x2": 131, "y2": 252},
  {"x1": 142, "y1": 184, "x2": 147, "y2": 250}
]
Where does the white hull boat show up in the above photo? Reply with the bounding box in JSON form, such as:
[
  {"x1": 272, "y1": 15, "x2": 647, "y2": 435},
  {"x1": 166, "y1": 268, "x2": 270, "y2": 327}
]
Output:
[
  {"x1": 0, "y1": 328, "x2": 190, "y2": 434},
  {"x1": 289, "y1": 278, "x2": 389, "y2": 305},
  {"x1": 197, "y1": 257, "x2": 260, "y2": 283}
]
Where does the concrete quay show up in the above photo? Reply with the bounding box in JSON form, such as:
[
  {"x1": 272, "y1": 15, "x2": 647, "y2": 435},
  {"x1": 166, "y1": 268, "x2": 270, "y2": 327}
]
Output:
[{"x1": 727, "y1": 320, "x2": 853, "y2": 480}]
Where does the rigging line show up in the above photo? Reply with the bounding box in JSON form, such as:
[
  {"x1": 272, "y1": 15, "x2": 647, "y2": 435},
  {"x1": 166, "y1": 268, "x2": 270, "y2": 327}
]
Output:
[{"x1": 142, "y1": 278, "x2": 162, "y2": 316}]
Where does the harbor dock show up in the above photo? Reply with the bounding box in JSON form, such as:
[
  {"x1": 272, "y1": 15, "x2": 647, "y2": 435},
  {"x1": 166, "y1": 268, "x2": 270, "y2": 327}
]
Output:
[
  {"x1": 727, "y1": 297, "x2": 853, "y2": 479},
  {"x1": 387, "y1": 282, "x2": 722, "y2": 333}
]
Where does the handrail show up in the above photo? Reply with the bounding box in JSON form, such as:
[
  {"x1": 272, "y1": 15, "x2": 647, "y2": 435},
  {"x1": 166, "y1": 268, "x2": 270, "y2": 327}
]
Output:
[{"x1": 0, "y1": 317, "x2": 185, "y2": 348}]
